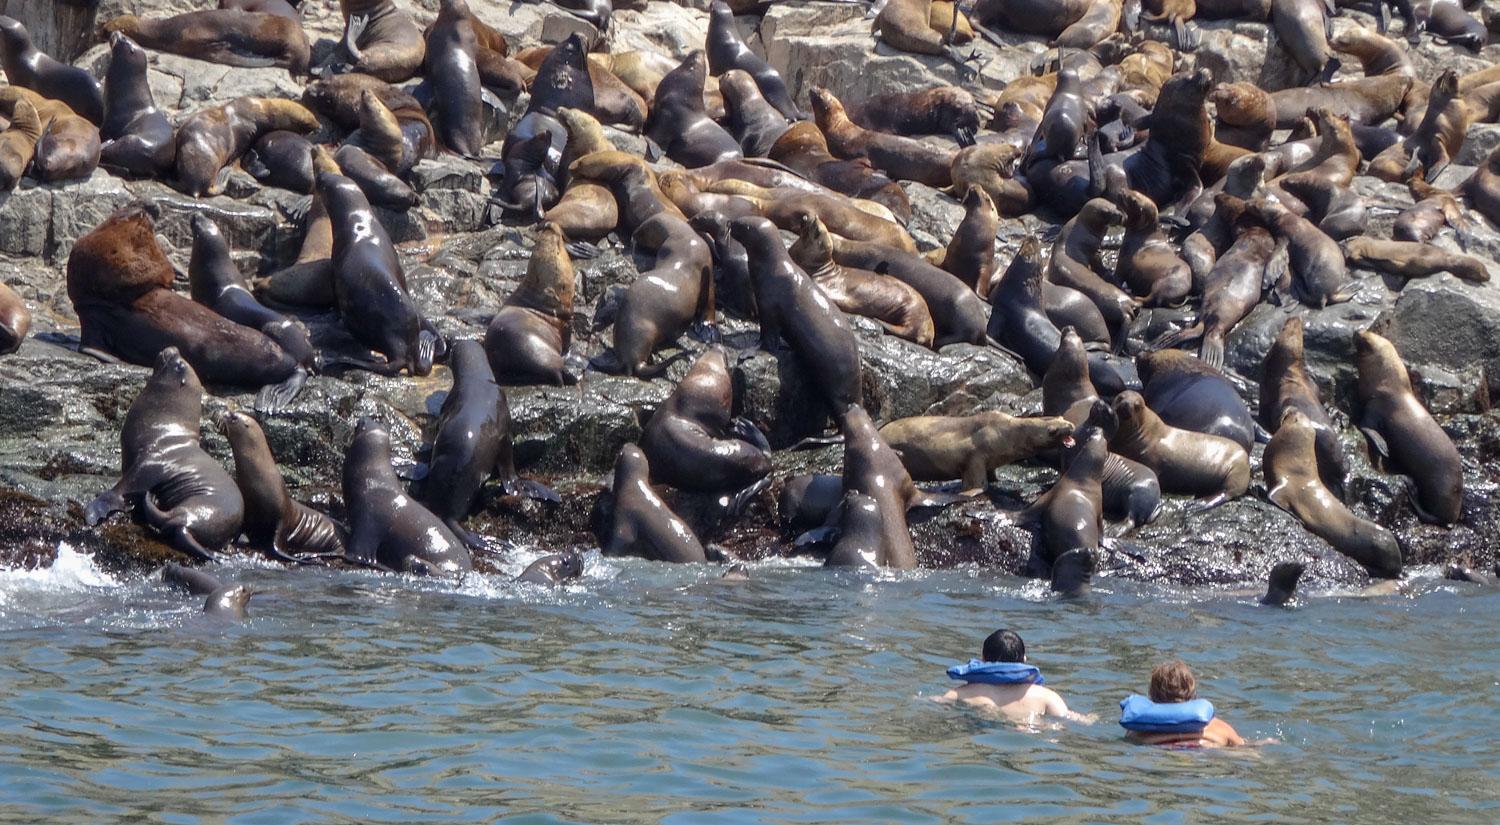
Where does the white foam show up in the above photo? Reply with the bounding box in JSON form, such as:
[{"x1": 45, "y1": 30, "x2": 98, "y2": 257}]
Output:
[{"x1": 0, "y1": 543, "x2": 120, "y2": 607}]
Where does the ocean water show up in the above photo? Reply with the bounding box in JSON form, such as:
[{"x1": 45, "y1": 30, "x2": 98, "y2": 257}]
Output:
[{"x1": 0, "y1": 546, "x2": 1496, "y2": 824}]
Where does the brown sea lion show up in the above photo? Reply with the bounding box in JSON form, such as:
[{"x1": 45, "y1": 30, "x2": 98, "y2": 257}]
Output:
[
  {"x1": 1258, "y1": 315, "x2": 1348, "y2": 496},
  {"x1": 949, "y1": 143, "x2": 1032, "y2": 217},
  {"x1": 343, "y1": 418, "x2": 472, "y2": 575},
  {"x1": 873, "y1": 0, "x2": 976, "y2": 71},
  {"x1": 0, "y1": 280, "x2": 30, "y2": 355},
  {"x1": 1269, "y1": 0, "x2": 1334, "y2": 81},
  {"x1": 1114, "y1": 189, "x2": 1191, "y2": 307},
  {"x1": 0, "y1": 97, "x2": 40, "y2": 190},
  {"x1": 1247, "y1": 197, "x2": 1353, "y2": 307},
  {"x1": 759, "y1": 188, "x2": 916, "y2": 253},
  {"x1": 102, "y1": 10, "x2": 310, "y2": 75},
  {"x1": 486, "y1": 221, "x2": 577, "y2": 385},
  {"x1": 1342, "y1": 237, "x2": 1488, "y2": 283},
  {"x1": 1024, "y1": 66, "x2": 1087, "y2": 168},
  {"x1": 84, "y1": 348, "x2": 244, "y2": 563},
  {"x1": 1331, "y1": 27, "x2": 1413, "y2": 77},
  {"x1": 1274, "y1": 173, "x2": 1368, "y2": 241},
  {"x1": 1460, "y1": 143, "x2": 1500, "y2": 226},
  {"x1": 1370, "y1": 70, "x2": 1471, "y2": 183},
  {"x1": 1355, "y1": 330, "x2": 1464, "y2": 525},
  {"x1": 928, "y1": 187, "x2": 998, "y2": 294},
  {"x1": 601, "y1": 444, "x2": 709, "y2": 563},
  {"x1": 880, "y1": 411, "x2": 1075, "y2": 490},
  {"x1": 1048, "y1": 198, "x2": 1136, "y2": 349},
  {"x1": 792, "y1": 219, "x2": 936, "y2": 347},
  {"x1": 301, "y1": 72, "x2": 433, "y2": 172},
  {"x1": 1267, "y1": 74, "x2": 1412, "y2": 129},
  {"x1": 220, "y1": 410, "x2": 345, "y2": 564},
  {"x1": 1056, "y1": 0, "x2": 1122, "y2": 48},
  {"x1": 640, "y1": 346, "x2": 772, "y2": 499},
  {"x1": 1111, "y1": 390, "x2": 1250, "y2": 501},
  {"x1": 0, "y1": 15, "x2": 104, "y2": 124},
  {"x1": 1394, "y1": 174, "x2": 1471, "y2": 244},
  {"x1": 768, "y1": 122, "x2": 913, "y2": 225},
  {"x1": 0, "y1": 87, "x2": 101, "y2": 184},
  {"x1": 99, "y1": 32, "x2": 175, "y2": 178},
  {"x1": 1018, "y1": 427, "x2": 1107, "y2": 569},
  {"x1": 845, "y1": 86, "x2": 986, "y2": 145},
  {"x1": 1153, "y1": 217, "x2": 1275, "y2": 369},
  {"x1": 1265, "y1": 408, "x2": 1403, "y2": 578},
  {"x1": 333, "y1": 0, "x2": 425, "y2": 82},
  {"x1": 252, "y1": 146, "x2": 339, "y2": 308},
  {"x1": 1211, "y1": 82, "x2": 1276, "y2": 151},
  {"x1": 1137, "y1": 348, "x2": 1258, "y2": 452},
  {"x1": 174, "y1": 97, "x2": 318, "y2": 197}
]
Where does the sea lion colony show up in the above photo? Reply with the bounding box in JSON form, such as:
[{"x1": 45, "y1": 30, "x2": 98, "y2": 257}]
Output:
[{"x1": 1, "y1": 0, "x2": 1498, "y2": 598}]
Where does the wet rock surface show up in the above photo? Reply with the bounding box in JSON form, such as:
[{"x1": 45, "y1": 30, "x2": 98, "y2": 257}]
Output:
[{"x1": 1, "y1": 0, "x2": 1499, "y2": 588}]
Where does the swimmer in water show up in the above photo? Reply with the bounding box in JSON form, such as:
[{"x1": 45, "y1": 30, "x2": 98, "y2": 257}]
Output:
[
  {"x1": 934, "y1": 629, "x2": 1096, "y2": 724},
  {"x1": 1123, "y1": 659, "x2": 1267, "y2": 748}
]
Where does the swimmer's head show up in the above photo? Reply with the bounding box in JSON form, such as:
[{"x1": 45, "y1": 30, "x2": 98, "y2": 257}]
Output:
[
  {"x1": 1149, "y1": 660, "x2": 1198, "y2": 703},
  {"x1": 982, "y1": 629, "x2": 1025, "y2": 663}
]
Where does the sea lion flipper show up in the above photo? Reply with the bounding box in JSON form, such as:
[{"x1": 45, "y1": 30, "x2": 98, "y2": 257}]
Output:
[
  {"x1": 502, "y1": 477, "x2": 562, "y2": 505},
  {"x1": 908, "y1": 490, "x2": 971, "y2": 510},
  {"x1": 84, "y1": 488, "x2": 127, "y2": 526},
  {"x1": 1260, "y1": 561, "x2": 1305, "y2": 606},
  {"x1": 253, "y1": 368, "x2": 307, "y2": 416},
  {"x1": 1359, "y1": 425, "x2": 1391, "y2": 465},
  {"x1": 342, "y1": 13, "x2": 368, "y2": 62},
  {"x1": 566, "y1": 241, "x2": 601, "y2": 260},
  {"x1": 729, "y1": 417, "x2": 772, "y2": 452}
]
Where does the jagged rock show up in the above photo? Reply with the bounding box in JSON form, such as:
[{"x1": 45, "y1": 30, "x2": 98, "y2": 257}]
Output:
[{"x1": 1390, "y1": 276, "x2": 1500, "y2": 399}]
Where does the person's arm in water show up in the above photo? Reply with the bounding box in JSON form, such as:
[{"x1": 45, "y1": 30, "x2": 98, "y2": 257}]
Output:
[
  {"x1": 1039, "y1": 686, "x2": 1097, "y2": 724},
  {"x1": 1202, "y1": 718, "x2": 1246, "y2": 747}
]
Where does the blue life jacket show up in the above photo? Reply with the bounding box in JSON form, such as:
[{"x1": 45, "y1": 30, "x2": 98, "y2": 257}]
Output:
[
  {"x1": 1118, "y1": 694, "x2": 1215, "y2": 733},
  {"x1": 947, "y1": 659, "x2": 1045, "y2": 685}
]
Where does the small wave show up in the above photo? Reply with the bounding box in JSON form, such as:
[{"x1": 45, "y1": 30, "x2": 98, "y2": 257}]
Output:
[{"x1": 0, "y1": 543, "x2": 119, "y2": 606}]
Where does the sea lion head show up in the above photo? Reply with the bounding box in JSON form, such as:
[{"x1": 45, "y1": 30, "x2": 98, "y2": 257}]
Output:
[
  {"x1": 151, "y1": 346, "x2": 197, "y2": 390},
  {"x1": 614, "y1": 443, "x2": 651, "y2": 487},
  {"x1": 108, "y1": 30, "x2": 147, "y2": 69},
  {"x1": 1112, "y1": 390, "x2": 1149, "y2": 427},
  {"x1": 807, "y1": 86, "x2": 841, "y2": 124},
  {"x1": 204, "y1": 584, "x2": 256, "y2": 620},
  {"x1": 554, "y1": 550, "x2": 584, "y2": 581}
]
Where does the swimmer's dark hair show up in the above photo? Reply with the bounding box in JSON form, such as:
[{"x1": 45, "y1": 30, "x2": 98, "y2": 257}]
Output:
[
  {"x1": 982, "y1": 629, "x2": 1025, "y2": 663},
  {"x1": 1150, "y1": 660, "x2": 1198, "y2": 703}
]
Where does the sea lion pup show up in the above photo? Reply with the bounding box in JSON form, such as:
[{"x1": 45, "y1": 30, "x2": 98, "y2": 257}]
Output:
[
  {"x1": 219, "y1": 410, "x2": 345, "y2": 564},
  {"x1": 420, "y1": 340, "x2": 557, "y2": 550},
  {"x1": 601, "y1": 444, "x2": 710, "y2": 563},
  {"x1": 840, "y1": 405, "x2": 918, "y2": 569},
  {"x1": 1136, "y1": 349, "x2": 1257, "y2": 453},
  {"x1": 1211, "y1": 83, "x2": 1276, "y2": 151},
  {"x1": 949, "y1": 142, "x2": 1033, "y2": 218},
  {"x1": 731, "y1": 215, "x2": 863, "y2": 419},
  {"x1": 188, "y1": 214, "x2": 319, "y2": 374},
  {"x1": 768, "y1": 122, "x2": 914, "y2": 225},
  {"x1": 67, "y1": 205, "x2": 308, "y2": 413},
  {"x1": 162, "y1": 561, "x2": 224, "y2": 595},
  {"x1": 301, "y1": 73, "x2": 434, "y2": 173},
  {"x1": 1370, "y1": 70, "x2": 1470, "y2": 183},
  {"x1": 1342, "y1": 238, "x2": 1490, "y2": 283},
  {"x1": 424, "y1": 0, "x2": 487, "y2": 158},
  {"x1": 1110, "y1": 391, "x2": 1250, "y2": 502},
  {"x1": 1112, "y1": 189, "x2": 1191, "y2": 308},
  {"x1": 331, "y1": 0, "x2": 425, "y2": 82},
  {"x1": 1018, "y1": 427, "x2": 1107, "y2": 571},
  {"x1": 316, "y1": 172, "x2": 438, "y2": 377},
  {"x1": 0, "y1": 97, "x2": 40, "y2": 190},
  {"x1": 879, "y1": 411, "x2": 1075, "y2": 491},
  {"x1": 719, "y1": 69, "x2": 790, "y2": 158},
  {"x1": 845, "y1": 87, "x2": 986, "y2": 146},
  {"x1": 873, "y1": 0, "x2": 980, "y2": 75},
  {"x1": 1265, "y1": 409, "x2": 1404, "y2": 579},
  {"x1": 1259, "y1": 316, "x2": 1347, "y2": 496},
  {"x1": 85, "y1": 348, "x2": 245, "y2": 563},
  {"x1": 789, "y1": 213, "x2": 935, "y2": 347},
  {"x1": 810, "y1": 87, "x2": 955, "y2": 188},
  {"x1": 0, "y1": 15, "x2": 104, "y2": 125},
  {"x1": 645, "y1": 50, "x2": 742, "y2": 169},
  {"x1": 342, "y1": 418, "x2": 472, "y2": 576},
  {"x1": 99, "y1": 33, "x2": 175, "y2": 178},
  {"x1": 0, "y1": 280, "x2": 29, "y2": 355},
  {"x1": 1259, "y1": 560, "x2": 1305, "y2": 606},
  {"x1": 485, "y1": 222, "x2": 577, "y2": 386},
  {"x1": 1354, "y1": 330, "x2": 1464, "y2": 525},
  {"x1": 102, "y1": 10, "x2": 311, "y2": 76},
  {"x1": 822, "y1": 492, "x2": 884, "y2": 569},
  {"x1": 174, "y1": 97, "x2": 318, "y2": 197},
  {"x1": 516, "y1": 551, "x2": 585, "y2": 585},
  {"x1": 790, "y1": 212, "x2": 986, "y2": 347},
  {"x1": 1267, "y1": 74, "x2": 1412, "y2": 130},
  {"x1": 1394, "y1": 174, "x2": 1471, "y2": 245},
  {"x1": 1246, "y1": 197, "x2": 1353, "y2": 308},
  {"x1": 640, "y1": 346, "x2": 773, "y2": 505},
  {"x1": 594, "y1": 212, "x2": 714, "y2": 377},
  {"x1": 1048, "y1": 198, "x2": 1136, "y2": 350},
  {"x1": 706, "y1": 0, "x2": 803, "y2": 120},
  {"x1": 1060, "y1": 400, "x2": 1165, "y2": 527},
  {"x1": 927, "y1": 187, "x2": 998, "y2": 295},
  {"x1": 0, "y1": 87, "x2": 101, "y2": 184},
  {"x1": 1153, "y1": 216, "x2": 1274, "y2": 369}
]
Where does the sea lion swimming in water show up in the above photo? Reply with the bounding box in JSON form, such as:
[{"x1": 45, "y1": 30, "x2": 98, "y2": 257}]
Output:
[
  {"x1": 516, "y1": 551, "x2": 584, "y2": 585},
  {"x1": 343, "y1": 418, "x2": 473, "y2": 576}
]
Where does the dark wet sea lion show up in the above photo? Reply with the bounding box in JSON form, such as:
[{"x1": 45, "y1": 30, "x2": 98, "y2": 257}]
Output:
[
  {"x1": 0, "y1": 280, "x2": 29, "y2": 355},
  {"x1": 188, "y1": 214, "x2": 319, "y2": 373},
  {"x1": 692, "y1": 210, "x2": 757, "y2": 320},
  {"x1": 0, "y1": 97, "x2": 40, "y2": 190},
  {"x1": 598, "y1": 212, "x2": 714, "y2": 377},
  {"x1": 601, "y1": 445, "x2": 709, "y2": 563},
  {"x1": 175, "y1": 97, "x2": 319, "y2": 197},
  {"x1": 334, "y1": 143, "x2": 417, "y2": 210},
  {"x1": 343, "y1": 418, "x2": 472, "y2": 575},
  {"x1": 1111, "y1": 390, "x2": 1250, "y2": 501},
  {"x1": 242, "y1": 130, "x2": 315, "y2": 193},
  {"x1": 516, "y1": 551, "x2": 584, "y2": 585},
  {"x1": 1114, "y1": 189, "x2": 1191, "y2": 307},
  {"x1": 334, "y1": 0, "x2": 426, "y2": 82},
  {"x1": 204, "y1": 585, "x2": 256, "y2": 620},
  {"x1": 731, "y1": 215, "x2": 862, "y2": 418},
  {"x1": 706, "y1": 0, "x2": 802, "y2": 120},
  {"x1": 823, "y1": 491, "x2": 884, "y2": 569},
  {"x1": 319, "y1": 171, "x2": 437, "y2": 376},
  {"x1": 1354, "y1": 330, "x2": 1463, "y2": 525},
  {"x1": 788, "y1": 213, "x2": 935, "y2": 347},
  {"x1": 1259, "y1": 316, "x2": 1348, "y2": 497},
  {"x1": 1050, "y1": 547, "x2": 1094, "y2": 597},
  {"x1": 1019, "y1": 427, "x2": 1107, "y2": 569},
  {"x1": 645, "y1": 50, "x2": 742, "y2": 169},
  {"x1": 494, "y1": 34, "x2": 592, "y2": 218},
  {"x1": 840, "y1": 405, "x2": 918, "y2": 570},
  {"x1": 811, "y1": 86, "x2": 954, "y2": 188},
  {"x1": 162, "y1": 562, "x2": 223, "y2": 596},
  {"x1": 102, "y1": 10, "x2": 311, "y2": 75},
  {"x1": 641, "y1": 346, "x2": 772, "y2": 497},
  {"x1": 1137, "y1": 349, "x2": 1256, "y2": 453},
  {"x1": 425, "y1": 0, "x2": 486, "y2": 158},
  {"x1": 778, "y1": 473, "x2": 844, "y2": 529},
  {"x1": 1152, "y1": 219, "x2": 1274, "y2": 369},
  {"x1": 67, "y1": 206, "x2": 306, "y2": 413},
  {"x1": 972, "y1": 0, "x2": 1088, "y2": 36},
  {"x1": 84, "y1": 348, "x2": 244, "y2": 563},
  {"x1": 1025, "y1": 66, "x2": 1086, "y2": 167},
  {"x1": 987, "y1": 236, "x2": 1068, "y2": 375},
  {"x1": 1341, "y1": 237, "x2": 1490, "y2": 283},
  {"x1": 1266, "y1": 408, "x2": 1403, "y2": 578},
  {"x1": 1259, "y1": 561, "x2": 1305, "y2": 606},
  {"x1": 485, "y1": 221, "x2": 577, "y2": 386},
  {"x1": 880, "y1": 411, "x2": 1074, "y2": 490},
  {"x1": 252, "y1": 146, "x2": 339, "y2": 308},
  {"x1": 719, "y1": 68, "x2": 790, "y2": 158},
  {"x1": 1275, "y1": 173, "x2": 1368, "y2": 241},
  {"x1": 220, "y1": 410, "x2": 345, "y2": 564},
  {"x1": 221, "y1": 0, "x2": 302, "y2": 19},
  {"x1": 0, "y1": 15, "x2": 104, "y2": 124}
]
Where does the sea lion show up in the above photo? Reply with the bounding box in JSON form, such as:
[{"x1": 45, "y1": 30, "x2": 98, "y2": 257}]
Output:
[
  {"x1": 1050, "y1": 547, "x2": 1094, "y2": 597},
  {"x1": 840, "y1": 405, "x2": 918, "y2": 569},
  {"x1": 768, "y1": 122, "x2": 914, "y2": 224},
  {"x1": 1019, "y1": 427, "x2": 1107, "y2": 570},
  {"x1": 788, "y1": 215, "x2": 935, "y2": 347},
  {"x1": 645, "y1": 50, "x2": 742, "y2": 168},
  {"x1": 1258, "y1": 315, "x2": 1348, "y2": 497},
  {"x1": 1424, "y1": 0, "x2": 1485, "y2": 49},
  {"x1": 301, "y1": 73, "x2": 434, "y2": 173},
  {"x1": 822, "y1": 491, "x2": 884, "y2": 569},
  {"x1": 1265, "y1": 408, "x2": 1403, "y2": 578},
  {"x1": 778, "y1": 473, "x2": 844, "y2": 529},
  {"x1": 706, "y1": 0, "x2": 803, "y2": 120},
  {"x1": 1025, "y1": 66, "x2": 1087, "y2": 167},
  {"x1": 516, "y1": 551, "x2": 584, "y2": 585},
  {"x1": 1061, "y1": 401, "x2": 1165, "y2": 527},
  {"x1": 1114, "y1": 189, "x2": 1191, "y2": 307},
  {"x1": 732, "y1": 215, "x2": 863, "y2": 418},
  {"x1": 333, "y1": 0, "x2": 425, "y2": 82},
  {"x1": 929, "y1": 187, "x2": 998, "y2": 295},
  {"x1": 1331, "y1": 27, "x2": 1412, "y2": 77},
  {"x1": 421, "y1": 340, "x2": 555, "y2": 549},
  {"x1": 1354, "y1": 330, "x2": 1464, "y2": 525},
  {"x1": 879, "y1": 411, "x2": 1075, "y2": 490},
  {"x1": 84, "y1": 348, "x2": 245, "y2": 563},
  {"x1": 873, "y1": 0, "x2": 979, "y2": 74},
  {"x1": 1341, "y1": 237, "x2": 1490, "y2": 283},
  {"x1": 1211, "y1": 82, "x2": 1275, "y2": 151},
  {"x1": 203, "y1": 584, "x2": 256, "y2": 620},
  {"x1": 1056, "y1": 0, "x2": 1122, "y2": 48},
  {"x1": 0, "y1": 86, "x2": 101, "y2": 184},
  {"x1": 1394, "y1": 174, "x2": 1470, "y2": 245},
  {"x1": 242, "y1": 130, "x2": 315, "y2": 193},
  {"x1": 494, "y1": 34, "x2": 592, "y2": 218},
  {"x1": 1136, "y1": 348, "x2": 1257, "y2": 453},
  {"x1": 1275, "y1": 173, "x2": 1368, "y2": 241},
  {"x1": 1270, "y1": 0, "x2": 1335, "y2": 81},
  {"x1": 1267, "y1": 74, "x2": 1412, "y2": 129},
  {"x1": 0, "y1": 15, "x2": 104, "y2": 124},
  {"x1": 334, "y1": 143, "x2": 418, "y2": 210},
  {"x1": 601, "y1": 444, "x2": 710, "y2": 563},
  {"x1": 424, "y1": 0, "x2": 487, "y2": 158},
  {"x1": 691, "y1": 210, "x2": 758, "y2": 320},
  {"x1": 1259, "y1": 560, "x2": 1305, "y2": 606},
  {"x1": 188, "y1": 214, "x2": 319, "y2": 373},
  {"x1": 596, "y1": 212, "x2": 714, "y2": 377},
  {"x1": 1460, "y1": 143, "x2": 1500, "y2": 227},
  {"x1": 1048, "y1": 198, "x2": 1137, "y2": 348},
  {"x1": 1079, "y1": 68, "x2": 1215, "y2": 213},
  {"x1": 67, "y1": 205, "x2": 307, "y2": 413},
  {"x1": 221, "y1": 0, "x2": 302, "y2": 19},
  {"x1": 485, "y1": 222, "x2": 577, "y2": 386},
  {"x1": 987, "y1": 236, "x2": 1068, "y2": 375},
  {"x1": 1369, "y1": 70, "x2": 1470, "y2": 182},
  {"x1": 1247, "y1": 197, "x2": 1353, "y2": 308},
  {"x1": 0, "y1": 280, "x2": 29, "y2": 355},
  {"x1": 162, "y1": 561, "x2": 223, "y2": 595},
  {"x1": 344, "y1": 90, "x2": 416, "y2": 176},
  {"x1": 1111, "y1": 390, "x2": 1250, "y2": 501},
  {"x1": 950, "y1": 142, "x2": 1033, "y2": 218},
  {"x1": 102, "y1": 10, "x2": 311, "y2": 75},
  {"x1": 251, "y1": 147, "x2": 339, "y2": 308},
  {"x1": 0, "y1": 97, "x2": 40, "y2": 190},
  {"x1": 640, "y1": 346, "x2": 772, "y2": 499},
  {"x1": 845, "y1": 86, "x2": 986, "y2": 146},
  {"x1": 1444, "y1": 563, "x2": 1499, "y2": 587},
  {"x1": 219, "y1": 410, "x2": 345, "y2": 564},
  {"x1": 719, "y1": 69, "x2": 790, "y2": 158},
  {"x1": 972, "y1": 0, "x2": 1088, "y2": 37},
  {"x1": 175, "y1": 97, "x2": 318, "y2": 197},
  {"x1": 1152, "y1": 219, "x2": 1275, "y2": 369},
  {"x1": 343, "y1": 418, "x2": 472, "y2": 575},
  {"x1": 810, "y1": 87, "x2": 955, "y2": 188}
]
